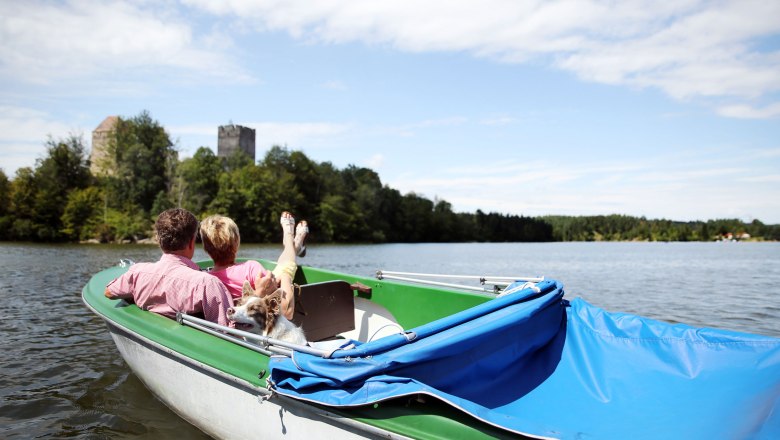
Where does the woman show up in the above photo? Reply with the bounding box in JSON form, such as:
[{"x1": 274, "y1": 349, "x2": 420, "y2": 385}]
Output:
[{"x1": 199, "y1": 212, "x2": 308, "y2": 320}]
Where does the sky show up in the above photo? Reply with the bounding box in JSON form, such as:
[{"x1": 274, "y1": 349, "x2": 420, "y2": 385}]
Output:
[{"x1": 1, "y1": 0, "x2": 779, "y2": 223}]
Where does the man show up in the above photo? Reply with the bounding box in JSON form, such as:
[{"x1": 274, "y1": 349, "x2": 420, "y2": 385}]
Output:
[{"x1": 105, "y1": 208, "x2": 234, "y2": 327}]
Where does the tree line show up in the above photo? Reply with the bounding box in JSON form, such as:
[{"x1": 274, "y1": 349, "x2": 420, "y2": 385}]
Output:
[
  {"x1": 542, "y1": 215, "x2": 779, "y2": 242},
  {"x1": 0, "y1": 111, "x2": 777, "y2": 244}
]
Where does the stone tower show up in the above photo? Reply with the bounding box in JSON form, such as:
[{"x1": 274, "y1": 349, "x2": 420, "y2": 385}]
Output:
[
  {"x1": 217, "y1": 124, "x2": 256, "y2": 160},
  {"x1": 90, "y1": 116, "x2": 118, "y2": 175}
]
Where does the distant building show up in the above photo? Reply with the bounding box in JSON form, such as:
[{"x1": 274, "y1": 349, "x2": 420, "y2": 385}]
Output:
[
  {"x1": 218, "y1": 124, "x2": 256, "y2": 160},
  {"x1": 90, "y1": 116, "x2": 118, "y2": 175}
]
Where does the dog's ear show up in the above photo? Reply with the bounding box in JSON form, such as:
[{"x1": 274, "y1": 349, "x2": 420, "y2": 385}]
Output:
[
  {"x1": 241, "y1": 280, "x2": 253, "y2": 298},
  {"x1": 265, "y1": 289, "x2": 283, "y2": 315}
]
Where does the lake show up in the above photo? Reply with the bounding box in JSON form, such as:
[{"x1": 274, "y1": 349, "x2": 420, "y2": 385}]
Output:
[{"x1": 1, "y1": 241, "x2": 779, "y2": 438}]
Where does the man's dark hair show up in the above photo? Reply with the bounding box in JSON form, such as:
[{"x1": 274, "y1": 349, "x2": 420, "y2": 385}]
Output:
[{"x1": 155, "y1": 208, "x2": 198, "y2": 253}]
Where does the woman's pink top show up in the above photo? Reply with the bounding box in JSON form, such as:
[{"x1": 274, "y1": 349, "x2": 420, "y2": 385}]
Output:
[{"x1": 207, "y1": 260, "x2": 268, "y2": 299}]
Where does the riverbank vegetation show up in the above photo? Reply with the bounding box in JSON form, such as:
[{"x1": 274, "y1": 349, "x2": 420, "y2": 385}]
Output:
[{"x1": 1, "y1": 111, "x2": 778, "y2": 243}]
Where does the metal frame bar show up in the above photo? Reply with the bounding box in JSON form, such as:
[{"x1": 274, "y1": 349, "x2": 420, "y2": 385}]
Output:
[
  {"x1": 376, "y1": 270, "x2": 544, "y2": 293},
  {"x1": 376, "y1": 273, "x2": 499, "y2": 293},
  {"x1": 177, "y1": 313, "x2": 330, "y2": 358},
  {"x1": 378, "y1": 270, "x2": 543, "y2": 282}
]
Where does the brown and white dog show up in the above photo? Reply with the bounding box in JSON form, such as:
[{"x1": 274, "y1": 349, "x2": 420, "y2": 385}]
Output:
[{"x1": 227, "y1": 281, "x2": 307, "y2": 345}]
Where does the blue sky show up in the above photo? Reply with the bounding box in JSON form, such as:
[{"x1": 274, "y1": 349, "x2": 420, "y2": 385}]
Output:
[{"x1": 2, "y1": 0, "x2": 779, "y2": 223}]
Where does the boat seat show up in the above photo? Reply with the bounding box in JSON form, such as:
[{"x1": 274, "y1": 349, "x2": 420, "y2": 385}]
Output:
[
  {"x1": 291, "y1": 281, "x2": 356, "y2": 342},
  {"x1": 339, "y1": 297, "x2": 402, "y2": 343}
]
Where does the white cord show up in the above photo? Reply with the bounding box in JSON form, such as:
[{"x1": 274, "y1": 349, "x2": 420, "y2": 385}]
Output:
[{"x1": 367, "y1": 323, "x2": 405, "y2": 342}]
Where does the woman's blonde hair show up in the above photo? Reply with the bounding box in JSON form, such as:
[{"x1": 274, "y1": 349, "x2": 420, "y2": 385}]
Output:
[{"x1": 200, "y1": 214, "x2": 240, "y2": 266}]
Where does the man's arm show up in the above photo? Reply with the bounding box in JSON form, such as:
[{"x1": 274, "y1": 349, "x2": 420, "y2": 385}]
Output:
[
  {"x1": 105, "y1": 272, "x2": 135, "y2": 300},
  {"x1": 202, "y1": 282, "x2": 235, "y2": 327}
]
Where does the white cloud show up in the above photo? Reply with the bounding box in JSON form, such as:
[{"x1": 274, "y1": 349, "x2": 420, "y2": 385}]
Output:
[
  {"x1": 632, "y1": 167, "x2": 747, "y2": 183},
  {"x1": 0, "y1": 142, "x2": 45, "y2": 176},
  {"x1": 554, "y1": 1, "x2": 780, "y2": 98},
  {"x1": 0, "y1": 106, "x2": 79, "y2": 142},
  {"x1": 755, "y1": 148, "x2": 780, "y2": 158},
  {"x1": 184, "y1": 0, "x2": 780, "y2": 117},
  {"x1": 167, "y1": 123, "x2": 219, "y2": 138},
  {"x1": 364, "y1": 153, "x2": 385, "y2": 169},
  {"x1": 738, "y1": 174, "x2": 780, "y2": 183},
  {"x1": 716, "y1": 102, "x2": 780, "y2": 119},
  {"x1": 5, "y1": 1, "x2": 776, "y2": 117},
  {"x1": 384, "y1": 151, "x2": 780, "y2": 222},
  {"x1": 253, "y1": 121, "x2": 352, "y2": 146},
  {"x1": 0, "y1": 106, "x2": 91, "y2": 174},
  {"x1": 384, "y1": 116, "x2": 470, "y2": 137},
  {"x1": 0, "y1": 1, "x2": 249, "y2": 85}
]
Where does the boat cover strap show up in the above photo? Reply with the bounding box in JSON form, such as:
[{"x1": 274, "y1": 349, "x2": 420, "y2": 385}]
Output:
[{"x1": 269, "y1": 281, "x2": 780, "y2": 439}]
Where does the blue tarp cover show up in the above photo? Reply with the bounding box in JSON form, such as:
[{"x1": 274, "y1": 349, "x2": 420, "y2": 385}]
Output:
[{"x1": 269, "y1": 281, "x2": 780, "y2": 439}]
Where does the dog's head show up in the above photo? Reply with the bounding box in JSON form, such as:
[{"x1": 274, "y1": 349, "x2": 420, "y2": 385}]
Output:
[{"x1": 226, "y1": 281, "x2": 283, "y2": 335}]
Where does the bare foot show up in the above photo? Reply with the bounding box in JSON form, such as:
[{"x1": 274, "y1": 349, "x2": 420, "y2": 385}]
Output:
[
  {"x1": 280, "y1": 211, "x2": 295, "y2": 247},
  {"x1": 294, "y1": 221, "x2": 308, "y2": 257}
]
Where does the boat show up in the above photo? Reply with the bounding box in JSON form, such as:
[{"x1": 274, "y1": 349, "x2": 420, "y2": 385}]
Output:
[{"x1": 83, "y1": 259, "x2": 780, "y2": 439}]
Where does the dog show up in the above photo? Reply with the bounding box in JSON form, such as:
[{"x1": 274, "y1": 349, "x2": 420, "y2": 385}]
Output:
[{"x1": 226, "y1": 281, "x2": 307, "y2": 345}]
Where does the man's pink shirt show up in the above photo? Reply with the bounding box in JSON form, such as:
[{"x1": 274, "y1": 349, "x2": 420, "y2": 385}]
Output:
[
  {"x1": 106, "y1": 253, "x2": 234, "y2": 327},
  {"x1": 207, "y1": 260, "x2": 268, "y2": 299}
]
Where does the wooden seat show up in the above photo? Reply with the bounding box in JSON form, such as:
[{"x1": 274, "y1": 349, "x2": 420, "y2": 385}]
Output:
[{"x1": 291, "y1": 281, "x2": 356, "y2": 342}]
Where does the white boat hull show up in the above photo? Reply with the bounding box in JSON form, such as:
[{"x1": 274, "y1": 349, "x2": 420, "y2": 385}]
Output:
[{"x1": 107, "y1": 322, "x2": 407, "y2": 440}]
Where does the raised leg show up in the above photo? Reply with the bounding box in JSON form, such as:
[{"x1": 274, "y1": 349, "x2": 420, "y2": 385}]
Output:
[{"x1": 274, "y1": 211, "x2": 298, "y2": 320}]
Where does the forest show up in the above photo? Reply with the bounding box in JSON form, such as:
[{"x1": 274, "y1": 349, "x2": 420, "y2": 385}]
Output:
[{"x1": 1, "y1": 111, "x2": 777, "y2": 244}]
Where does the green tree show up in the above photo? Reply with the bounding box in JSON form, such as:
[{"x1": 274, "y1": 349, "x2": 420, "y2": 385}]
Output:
[
  {"x1": 397, "y1": 193, "x2": 434, "y2": 242},
  {"x1": 61, "y1": 187, "x2": 104, "y2": 241},
  {"x1": 260, "y1": 146, "x2": 312, "y2": 218},
  {"x1": 104, "y1": 205, "x2": 149, "y2": 242},
  {"x1": 223, "y1": 149, "x2": 254, "y2": 172},
  {"x1": 104, "y1": 111, "x2": 176, "y2": 214},
  {"x1": 151, "y1": 190, "x2": 175, "y2": 218},
  {"x1": 377, "y1": 186, "x2": 405, "y2": 242},
  {"x1": 0, "y1": 169, "x2": 9, "y2": 217},
  {"x1": 288, "y1": 151, "x2": 321, "y2": 212},
  {"x1": 208, "y1": 161, "x2": 304, "y2": 242},
  {"x1": 9, "y1": 167, "x2": 37, "y2": 240},
  {"x1": 0, "y1": 169, "x2": 11, "y2": 239},
  {"x1": 318, "y1": 194, "x2": 354, "y2": 242},
  {"x1": 173, "y1": 147, "x2": 222, "y2": 216},
  {"x1": 4, "y1": 126, "x2": 779, "y2": 244},
  {"x1": 32, "y1": 135, "x2": 92, "y2": 240},
  {"x1": 431, "y1": 199, "x2": 461, "y2": 242},
  {"x1": 333, "y1": 165, "x2": 383, "y2": 242}
]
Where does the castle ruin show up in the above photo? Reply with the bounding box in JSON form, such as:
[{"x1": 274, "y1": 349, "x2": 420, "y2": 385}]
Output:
[
  {"x1": 90, "y1": 116, "x2": 118, "y2": 175},
  {"x1": 218, "y1": 124, "x2": 256, "y2": 161},
  {"x1": 91, "y1": 118, "x2": 257, "y2": 172}
]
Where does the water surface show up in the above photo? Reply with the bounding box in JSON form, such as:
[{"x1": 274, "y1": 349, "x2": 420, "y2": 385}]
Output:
[{"x1": 1, "y1": 241, "x2": 778, "y2": 438}]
